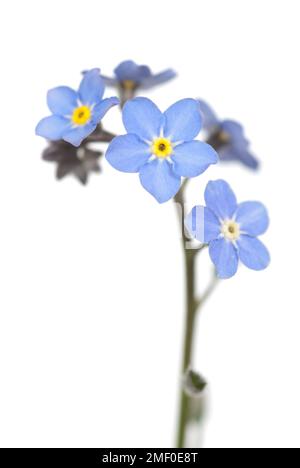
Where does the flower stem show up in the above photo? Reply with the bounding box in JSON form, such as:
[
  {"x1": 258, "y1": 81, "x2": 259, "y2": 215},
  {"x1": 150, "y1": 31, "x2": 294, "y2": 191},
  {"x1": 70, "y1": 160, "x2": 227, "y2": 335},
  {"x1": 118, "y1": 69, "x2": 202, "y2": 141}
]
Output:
[
  {"x1": 174, "y1": 182, "x2": 217, "y2": 448},
  {"x1": 174, "y1": 182, "x2": 197, "y2": 447},
  {"x1": 176, "y1": 247, "x2": 198, "y2": 448}
]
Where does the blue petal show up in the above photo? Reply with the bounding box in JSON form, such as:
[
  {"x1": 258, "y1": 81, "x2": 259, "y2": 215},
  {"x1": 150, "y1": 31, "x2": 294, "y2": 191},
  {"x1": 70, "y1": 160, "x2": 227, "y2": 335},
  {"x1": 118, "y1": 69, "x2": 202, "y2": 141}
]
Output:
[
  {"x1": 219, "y1": 146, "x2": 259, "y2": 170},
  {"x1": 139, "y1": 159, "x2": 181, "y2": 203},
  {"x1": 101, "y1": 75, "x2": 118, "y2": 87},
  {"x1": 172, "y1": 141, "x2": 218, "y2": 177},
  {"x1": 106, "y1": 134, "x2": 151, "y2": 173},
  {"x1": 204, "y1": 180, "x2": 238, "y2": 220},
  {"x1": 122, "y1": 97, "x2": 163, "y2": 141},
  {"x1": 217, "y1": 147, "x2": 238, "y2": 162},
  {"x1": 237, "y1": 151, "x2": 259, "y2": 170},
  {"x1": 218, "y1": 120, "x2": 259, "y2": 170},
  {"x1": 113, "y1": 61, "x2": 151, "y2": 82},
  {"x1": 63, "y1": 123, "x2": 97, "y2": 147},
  {"x1": 222, "y1": 120, "x2": 246, "y2": 142},
  {"x1": 79, "y1": 68, "x2": 104, "y2": 105},
  {"x1": 92, "y1": 97, "x2": 119, "y2": 123},
  {"x1": 237, "y1": 235, "x2": 270, "y2": 271},
  {"x1": 114, "y1": 60, "x2": 140, "y2": 81},
  {"x1": 209, "y1": 238, "x2": 239, "y2": 279},
  {"x1": 198, "y1": 100, "x2": 219, "y2": 131},
  {"x1": 235, "y1": 202, "x2": 269, "y2": 236},
  {"x1": 141, "y1": 69, "x2": 177, "y2": 89},
  {"x1": 163, "y1": 99, "x2": 202, "y2": 142},
  {"x1": 47, "y1": 86, "x2": 78, "y2": 116},
  {"x1": 35, "y1": 115, "x2": 71, "y2": 140},
  {"x1": 185, "y1": 206, "x2": 220, "y2": 243},
  {"x1": 136, "y1": 65, "x2": 152, "y2": 81}
]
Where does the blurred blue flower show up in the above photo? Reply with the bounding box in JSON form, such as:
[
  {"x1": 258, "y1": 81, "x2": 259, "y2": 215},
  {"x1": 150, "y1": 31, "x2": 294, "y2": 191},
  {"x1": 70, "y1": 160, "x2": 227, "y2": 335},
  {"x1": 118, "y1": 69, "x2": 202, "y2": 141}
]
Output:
[
  {"x1": 36, "y1": 69, "x2": 119, "y2": 147},
  {"x1": 106, "y1": 97, "x2": 218, "y2": 203},
  {"x1": 198, "y1": 100, "x2": 259, "y2": 170},
  {"x1": 186, "y1": 180, "x2": 270, "y2": 279},
  {"x1": 102, "y1": 60, "x2": 176, "y2": 91}
]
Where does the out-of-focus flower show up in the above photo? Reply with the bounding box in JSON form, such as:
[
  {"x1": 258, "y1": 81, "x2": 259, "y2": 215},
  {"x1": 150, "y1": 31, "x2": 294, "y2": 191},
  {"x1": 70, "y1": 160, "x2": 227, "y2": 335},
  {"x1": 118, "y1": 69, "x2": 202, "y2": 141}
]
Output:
[
  {"x1": 198, "y1": 100, "x2": 259, "y2": 170},
  {"x1": 186, "y1": 180, "x2": 270, "y2": 279},
  {"x1": 36, "y1": 69, "x2": 119, "y2": 147},
  {"x1": 102, "y1": 60, "x2": 176, "y2": 91},
  {"x1": 42, "y1": 140, "x2": 102, "y2": 185},
  {"x1": 106, "y1": 97, "x2": 218, "y2": 203}
]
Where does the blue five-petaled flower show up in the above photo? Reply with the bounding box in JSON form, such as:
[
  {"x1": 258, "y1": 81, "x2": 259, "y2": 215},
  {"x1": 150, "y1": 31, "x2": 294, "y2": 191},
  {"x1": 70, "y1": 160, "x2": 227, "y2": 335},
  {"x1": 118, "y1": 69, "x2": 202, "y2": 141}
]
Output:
[
  {"x1": 106, "y1": 97, "x2": 219, "y2": 203},
  {"x1": 101, "y1": 60, "x2": 176, "y2": 91},
  {"x1": 35, "y1": 69, "x2": 119, "y2": 147},
  {"x1": 198, "y1": 100, "x2": 259, "y2": 170},
  {"x1": 185, "y1": 180, "x2": 270, "y2": 279}
]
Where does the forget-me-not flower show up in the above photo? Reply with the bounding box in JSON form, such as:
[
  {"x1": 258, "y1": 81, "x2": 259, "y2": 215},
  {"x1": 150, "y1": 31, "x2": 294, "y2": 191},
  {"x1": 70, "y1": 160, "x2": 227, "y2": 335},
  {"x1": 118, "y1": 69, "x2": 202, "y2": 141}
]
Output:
[
  {"x1": 42, "y1": 140, "x2": 103, "y2": 185},
  {"x1": 106, "y1": 97, "x2": 218, "y2": 203},
  {"x1": 101, "y1": 60, "x2": 176, "y2": 92},
  {"x1": 36, "y1": 69, "x2": 119, "y2": 147},
  {"x1": 185, "y1": 180, "x2": 270, "y2": 278},
  {"x1": 198, "y1": 100, "x2": 259, "y2": 170}
]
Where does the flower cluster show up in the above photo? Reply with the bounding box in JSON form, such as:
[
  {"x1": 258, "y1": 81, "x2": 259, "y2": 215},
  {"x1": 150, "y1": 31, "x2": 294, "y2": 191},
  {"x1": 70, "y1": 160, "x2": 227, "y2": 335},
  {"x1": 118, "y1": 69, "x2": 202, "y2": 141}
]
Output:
[
  {"x1": 35, "y1": 62, "x2": 271, "y2": 452},
  {"x1": 36, "y1": 63, "x2": 270, "y2": 278}
]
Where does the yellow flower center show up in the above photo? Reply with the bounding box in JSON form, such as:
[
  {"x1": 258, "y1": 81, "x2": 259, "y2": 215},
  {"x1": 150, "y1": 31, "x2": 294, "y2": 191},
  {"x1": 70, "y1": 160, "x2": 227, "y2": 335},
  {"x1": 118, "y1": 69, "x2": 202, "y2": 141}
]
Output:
[
  {"x1": 218, "y1": 130, "x2": 231, "y2": 144},
  {"x1": 72, "y1": 105, "x2": 92, "y2": 125},
  {"x1": 221, "y1": 220, "x2": 240, "y2": 241},
  {"x1": 152, "y1": 138, "x2": 173, "y2": 158},
  {"x1": 122, "y1": 80, "x2": 136, "y2": 91}
]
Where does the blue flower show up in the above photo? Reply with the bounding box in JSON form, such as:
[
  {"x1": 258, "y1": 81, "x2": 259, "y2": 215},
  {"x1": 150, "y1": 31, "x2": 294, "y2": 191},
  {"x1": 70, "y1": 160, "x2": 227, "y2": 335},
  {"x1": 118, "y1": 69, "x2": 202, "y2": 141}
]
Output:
[
  {"x1": 101, "y1": 60, "x2": 176, "y2": 91},
  {"x1": 185, "y1": 180, "x2": 270, "y2": 279},
  {"x1": 106, "y1": 97, "x2": 219, "y2": 203},
  {"x1": 198, "y1": 100, "x2": 259, "y2": 170},
  {"x1": 36, "y1": 69, "x2": 119, "y2": 147}
]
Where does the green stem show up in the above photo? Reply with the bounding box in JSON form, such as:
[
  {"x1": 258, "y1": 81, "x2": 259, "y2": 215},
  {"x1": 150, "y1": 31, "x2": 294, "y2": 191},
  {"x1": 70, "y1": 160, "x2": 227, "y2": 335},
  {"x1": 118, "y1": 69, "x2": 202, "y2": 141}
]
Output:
[
  {"x1": 174, "y1": 182, "x2": 217, "y2": 448},
  {"x1": 174, "y1": 181, "x2": 198, "y2": 447},
  {"x1": 176, "y1": 248, "x2": 198, "y2": 448}
]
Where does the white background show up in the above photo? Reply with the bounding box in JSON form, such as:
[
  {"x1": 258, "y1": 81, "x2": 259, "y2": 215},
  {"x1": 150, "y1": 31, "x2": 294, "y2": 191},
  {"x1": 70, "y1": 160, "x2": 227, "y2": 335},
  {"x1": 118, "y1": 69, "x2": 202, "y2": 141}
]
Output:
[{"x1": 0, "y1": 0, "x2": 299, "y2": 448}]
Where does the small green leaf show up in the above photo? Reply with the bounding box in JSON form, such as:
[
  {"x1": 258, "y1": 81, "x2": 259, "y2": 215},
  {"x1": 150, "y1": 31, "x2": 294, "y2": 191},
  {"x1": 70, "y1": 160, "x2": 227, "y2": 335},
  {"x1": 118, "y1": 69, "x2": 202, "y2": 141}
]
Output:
[{"x1": 183, "y1": 369, "x2": 207, "y2": 397}]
